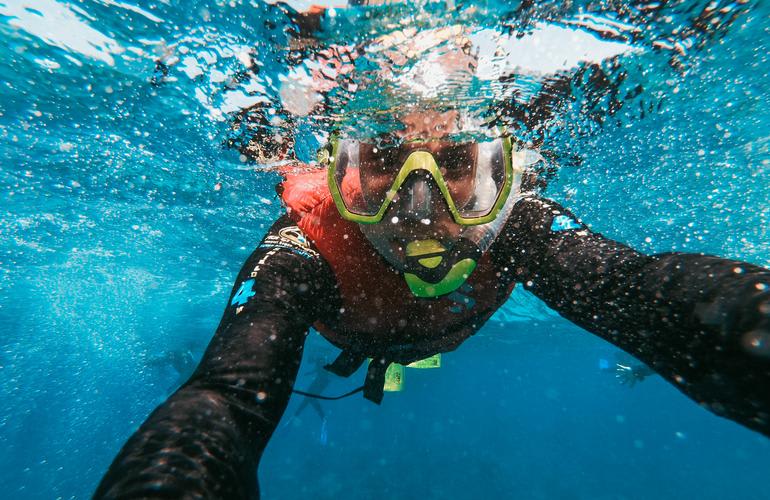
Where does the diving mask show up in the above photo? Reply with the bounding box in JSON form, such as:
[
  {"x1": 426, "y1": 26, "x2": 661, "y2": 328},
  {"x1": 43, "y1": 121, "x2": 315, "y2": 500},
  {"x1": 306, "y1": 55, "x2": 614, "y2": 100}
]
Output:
[
  {"x1": 322, "y1": 134, "x2": 523, "y2": 297},
  {"x1": 325, "y1": 135, "x2": 516, "y2": 226}
]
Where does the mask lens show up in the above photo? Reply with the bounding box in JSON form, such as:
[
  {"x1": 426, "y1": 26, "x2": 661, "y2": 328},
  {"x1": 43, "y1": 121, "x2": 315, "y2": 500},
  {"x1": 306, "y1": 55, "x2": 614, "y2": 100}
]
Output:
[
  {"x1": 330, "y1": 137, "x2": 510, "y2": 222},
  {"x1": 358, "y1": 142, "x2": 401, "y2": 213},
  {"x1": 433, "y1": 143, "x2": 477, "y2": 208},
  {"x1": 333, "y1": 140, "x2": 394, "y2": 216},
  {"x1": 454, "y1": 139, "x2": 507, "y2": 218}
]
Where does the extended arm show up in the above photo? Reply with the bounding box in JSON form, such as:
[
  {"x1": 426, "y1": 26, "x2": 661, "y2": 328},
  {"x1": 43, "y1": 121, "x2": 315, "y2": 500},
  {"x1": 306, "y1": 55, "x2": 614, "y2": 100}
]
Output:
[
  {"x1": 95, "y1": 216, "x2": 338, "y2": 498},
  {"x1": 505, "y1": 196, "x2": 770, "y2": 436}
]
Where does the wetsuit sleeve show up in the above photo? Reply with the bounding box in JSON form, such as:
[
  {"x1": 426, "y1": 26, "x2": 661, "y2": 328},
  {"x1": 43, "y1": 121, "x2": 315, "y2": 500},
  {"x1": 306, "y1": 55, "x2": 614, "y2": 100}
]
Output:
[
  {"x1": 503, "y1": 196, "x2": 770, "y2": 437},
  {"x1": 94, "y1": 215, "x2": 339, "y2": 499}
]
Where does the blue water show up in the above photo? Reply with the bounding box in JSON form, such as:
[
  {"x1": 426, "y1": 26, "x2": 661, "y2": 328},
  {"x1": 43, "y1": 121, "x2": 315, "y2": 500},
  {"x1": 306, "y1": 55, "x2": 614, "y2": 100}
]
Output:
[{"x1": 1, "y1": 0, "x2": 769, "y2": 498}]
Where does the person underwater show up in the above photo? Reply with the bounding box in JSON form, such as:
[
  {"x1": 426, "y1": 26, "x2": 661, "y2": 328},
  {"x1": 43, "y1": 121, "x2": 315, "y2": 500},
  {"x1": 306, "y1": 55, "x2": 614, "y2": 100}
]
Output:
[
  {"x1": 146, "y1": 343, "x2": 201, "y2": 393},
  {"x1": 280, "y1": 357, "x2": 333, "y2": 446},
  {"x1": 95, "y1": 108, "x2": 770, "y2": 499},
  {"x1": 599, "y1": 353, "x2": 657, "y2": 388}
]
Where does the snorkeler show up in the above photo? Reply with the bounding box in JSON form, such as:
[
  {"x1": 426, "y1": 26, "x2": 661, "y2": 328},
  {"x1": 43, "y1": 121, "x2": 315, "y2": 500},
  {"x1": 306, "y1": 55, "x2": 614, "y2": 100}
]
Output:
[
  {"x1": 284, "y1": 358, "x2": 331, "y2": 424},
  {"x1": 280, "y1": 357, "x2": 333, "y2": 446},
  {"x1": 95, "y1": 104, "x2": 770, "y2": 498},
  {"x1": 600, "y1": 353, "x2": 657, "y2": 388},
  {"x1": 615, "y1": 363, "x2": 656, "y2": 387},
  {"x1": 94, "y1": 5, "x2": 770, "y2": 496},
  {"x1": 146, "y1": 344, "x2": 200, "y2": 393}
]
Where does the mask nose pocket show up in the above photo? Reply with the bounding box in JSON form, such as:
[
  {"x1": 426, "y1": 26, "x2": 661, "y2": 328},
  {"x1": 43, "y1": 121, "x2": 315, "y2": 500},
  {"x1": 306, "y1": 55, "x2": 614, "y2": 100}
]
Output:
[{"x1": 405, "y1": 175, "x2": 433, "y2": 218}]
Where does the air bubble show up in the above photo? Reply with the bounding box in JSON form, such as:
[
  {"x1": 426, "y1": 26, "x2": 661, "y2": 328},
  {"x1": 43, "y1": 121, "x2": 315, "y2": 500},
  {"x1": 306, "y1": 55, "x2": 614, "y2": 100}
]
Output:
[{"x1": 742, "y1": 330, "x2": 770, "y2": 358}]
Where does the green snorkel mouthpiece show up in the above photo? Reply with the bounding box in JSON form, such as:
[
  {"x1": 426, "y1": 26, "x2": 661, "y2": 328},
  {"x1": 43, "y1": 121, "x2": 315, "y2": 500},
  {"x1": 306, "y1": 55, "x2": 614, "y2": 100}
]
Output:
[{"x1": 403, "y1": 240, "x2": 478, "y2": 298}]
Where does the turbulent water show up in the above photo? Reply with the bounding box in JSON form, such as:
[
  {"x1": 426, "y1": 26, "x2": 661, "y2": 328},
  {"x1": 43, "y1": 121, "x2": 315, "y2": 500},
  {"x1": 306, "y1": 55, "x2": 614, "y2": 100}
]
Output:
[{"x1": 1, "y1": 0, "x2": 769, "y2": 498}]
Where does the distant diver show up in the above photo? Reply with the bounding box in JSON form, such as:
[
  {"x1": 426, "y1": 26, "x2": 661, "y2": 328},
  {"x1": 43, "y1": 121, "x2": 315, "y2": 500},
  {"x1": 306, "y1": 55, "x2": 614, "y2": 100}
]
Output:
[
  {"x1": 146, "y1": 344, "x2": 199, "y2": 393},
  {"x1": 281, "y1": 358, "x2": 331, "y2": 445},
  {"x1": 600, "y1": 353, "x2": 657, "y2": 388}
]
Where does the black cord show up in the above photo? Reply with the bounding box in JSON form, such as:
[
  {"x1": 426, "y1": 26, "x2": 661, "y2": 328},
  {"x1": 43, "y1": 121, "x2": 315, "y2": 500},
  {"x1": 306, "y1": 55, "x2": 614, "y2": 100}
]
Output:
[{"x1": 292, "y1": 385, "x2": 365, "y2": 400}]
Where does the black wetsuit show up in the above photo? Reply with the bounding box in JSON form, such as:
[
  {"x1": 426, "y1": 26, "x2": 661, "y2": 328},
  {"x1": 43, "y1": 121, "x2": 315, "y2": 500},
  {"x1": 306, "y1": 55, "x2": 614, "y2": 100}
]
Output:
[{"x1": 94, "y1": 196, "x2": 770, "y2": 499}]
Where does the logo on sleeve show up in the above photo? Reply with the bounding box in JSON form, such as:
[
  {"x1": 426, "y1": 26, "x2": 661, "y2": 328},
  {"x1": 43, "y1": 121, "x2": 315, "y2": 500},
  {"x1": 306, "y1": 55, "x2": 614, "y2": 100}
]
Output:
[
  {"x1": 231, "y1": 279, "x2": 256, "y2": 307},
  {"x1": 258, "y1": 225, "x2": 319, "y2": 259},
  {"x1": 278, "y1": 226, "x2": 311, "y2": 248},
  {"x1": 550, "y1": 214, "x2": 582, "y2": 232}
]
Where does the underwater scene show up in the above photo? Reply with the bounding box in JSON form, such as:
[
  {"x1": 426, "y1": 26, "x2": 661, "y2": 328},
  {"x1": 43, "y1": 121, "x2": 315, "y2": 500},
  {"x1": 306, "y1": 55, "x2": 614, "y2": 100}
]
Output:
[{"x1": 1, "y1": 0, "x2": 769, "y2": 498}]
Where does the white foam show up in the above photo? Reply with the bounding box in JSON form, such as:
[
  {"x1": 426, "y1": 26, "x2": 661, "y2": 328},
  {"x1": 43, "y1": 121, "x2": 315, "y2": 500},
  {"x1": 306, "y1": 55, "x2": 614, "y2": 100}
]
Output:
[
  {"x1": 0, "y1": 0, "x2": 124, "y2": 66},
  {"x1": 472, "y1": 22, "x2": 639, "y2": 80}
]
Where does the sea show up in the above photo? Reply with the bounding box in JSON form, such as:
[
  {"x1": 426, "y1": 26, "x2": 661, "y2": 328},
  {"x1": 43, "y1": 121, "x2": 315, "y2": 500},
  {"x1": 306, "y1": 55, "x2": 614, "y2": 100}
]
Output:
[{"x1": 0, "y1": 0, "x2": 768, "y2": 498}]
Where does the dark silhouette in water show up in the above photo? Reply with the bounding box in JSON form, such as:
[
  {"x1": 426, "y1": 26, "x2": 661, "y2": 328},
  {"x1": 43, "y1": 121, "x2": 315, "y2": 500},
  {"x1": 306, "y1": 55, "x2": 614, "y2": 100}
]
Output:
[
  {"x1": 147, "y1": 343, "x2": 200, "y2": 393},
  {"x1": 288, "y1": 359, "x2": 331, "y2": 423},
  {"x1": 600, "y1": 353, "x2": 657, "y2": 388},
  {"x1": 281, "y1": 358, "x2": 332, "y2": 446}
]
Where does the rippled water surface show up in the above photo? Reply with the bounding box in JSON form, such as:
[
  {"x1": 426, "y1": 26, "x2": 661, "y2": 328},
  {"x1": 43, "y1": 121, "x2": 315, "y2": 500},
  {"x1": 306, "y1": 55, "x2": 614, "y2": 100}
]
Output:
[{"x1": 1, "y1": 0, "x2": 769, "y2": 498}]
